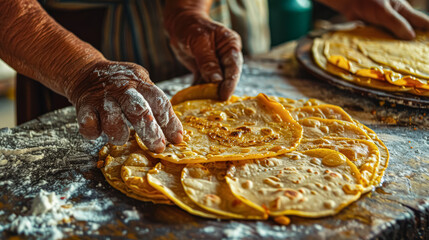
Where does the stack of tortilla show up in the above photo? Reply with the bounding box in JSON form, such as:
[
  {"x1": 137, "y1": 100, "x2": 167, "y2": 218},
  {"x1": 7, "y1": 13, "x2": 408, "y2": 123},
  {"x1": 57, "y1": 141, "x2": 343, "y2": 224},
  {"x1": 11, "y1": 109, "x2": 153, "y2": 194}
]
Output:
[
  {"x1": 312, "y1": 25, "x2": 429, "y2": 97},
  {"x1": 98, "y1": 84, "x2": 389, "y2": 220}
]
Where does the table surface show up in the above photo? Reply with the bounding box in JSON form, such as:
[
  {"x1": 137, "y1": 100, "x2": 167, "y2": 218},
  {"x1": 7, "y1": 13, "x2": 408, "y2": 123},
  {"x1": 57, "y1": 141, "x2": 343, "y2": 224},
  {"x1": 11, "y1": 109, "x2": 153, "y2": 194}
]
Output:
[{"x1": 1, "y1": 54, "x2": 428, "y2": 239}]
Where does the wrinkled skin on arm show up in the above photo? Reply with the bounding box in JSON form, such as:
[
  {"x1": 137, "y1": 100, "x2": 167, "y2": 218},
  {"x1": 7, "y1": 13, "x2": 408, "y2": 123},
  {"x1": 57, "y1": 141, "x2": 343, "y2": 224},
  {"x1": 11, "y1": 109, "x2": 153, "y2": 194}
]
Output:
[
  {"x1": 164, "y1": 0, "x2": 243, "y2": 101},
  {"x1": 318, "y1": 0, "x2": 429, "y2": 40},
  {"x1": 0, "y1": 0, "x2": 182, "y2": 152}
]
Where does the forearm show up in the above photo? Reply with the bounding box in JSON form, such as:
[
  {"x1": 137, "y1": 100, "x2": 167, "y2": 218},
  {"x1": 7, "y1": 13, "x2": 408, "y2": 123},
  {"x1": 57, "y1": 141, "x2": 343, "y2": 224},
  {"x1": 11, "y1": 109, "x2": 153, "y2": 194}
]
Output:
[{"x1": 0, "y1": 0, "x2": 105, "y2": 96}]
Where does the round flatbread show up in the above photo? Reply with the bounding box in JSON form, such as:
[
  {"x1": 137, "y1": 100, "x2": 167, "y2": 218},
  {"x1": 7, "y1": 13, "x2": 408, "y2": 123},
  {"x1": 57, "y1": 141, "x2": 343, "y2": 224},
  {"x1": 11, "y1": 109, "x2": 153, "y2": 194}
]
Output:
[
  {"x1": 98, "y1": 88, "x2": 390, "y2": 221},
  {"x1": 226, "y1": 149, "x2": 363, "y2": 217},
  {"x1": 121, "y1": 153, "x2": 169, "y2": 200},
  {"x1": 290, "y1": 105, "x2": 354, "y2": 122},
  {"x1": 312, "y1": 37, "x2": 416, "y2": 93},
  {"x1": 354, "y1": 120, "x2": 389, "y2": 186},
  {"x1": 299, "y1": 117, "x2": 371, "y2": 140},
  {"x1": 170, "y1": 83, "x2": 220, "y2": 105},
  {"x1": 267, "y1": 96, "x2": 326, "y2": 110},
  {"x1": 147, "y1": 161, "x2": 226, "y2": 219},
  {"x1": 313, "y1": 26, "x2": 429, "y2": 95},
  {"x1": 297, "y1": 137, "x2": 380, "y2": 189},
  {"x1": 138, "y1": 93, "x2": 303, "y2": 163},
  {"x1": 98, "y1": 136, "x2": 171, "y2": 204},
  {"x1": 181, "y1": 162, "x2": 267, "y2": 219}
]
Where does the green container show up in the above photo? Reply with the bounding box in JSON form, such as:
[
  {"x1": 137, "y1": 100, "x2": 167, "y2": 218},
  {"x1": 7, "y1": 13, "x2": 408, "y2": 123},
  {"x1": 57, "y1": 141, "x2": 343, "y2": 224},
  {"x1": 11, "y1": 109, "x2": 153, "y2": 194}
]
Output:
[{"x1": 269, "y1": 0, "x2": 312, "y2": 47}]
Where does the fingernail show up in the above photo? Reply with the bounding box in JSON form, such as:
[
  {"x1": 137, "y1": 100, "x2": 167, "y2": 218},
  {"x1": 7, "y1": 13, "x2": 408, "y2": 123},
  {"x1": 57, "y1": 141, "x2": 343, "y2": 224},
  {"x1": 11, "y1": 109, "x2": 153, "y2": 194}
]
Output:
[
  {"x1": 153, "y1": 140, "x2": 166, "y2": 153},
  {"x1": 148, "y1": 134, "x2": 166, "y2": 153},
  {"x1": 172, "y1": 132, "x2": 183, "y2": 144},
  {"x1": 210, "y1": 73, "x2": 223, "y2": 82}
]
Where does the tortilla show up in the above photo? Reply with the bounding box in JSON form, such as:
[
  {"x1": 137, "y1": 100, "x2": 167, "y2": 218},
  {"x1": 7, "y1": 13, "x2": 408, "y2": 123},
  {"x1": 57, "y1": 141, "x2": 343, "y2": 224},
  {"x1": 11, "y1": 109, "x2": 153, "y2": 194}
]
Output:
[
  {"x1": 299, "y1": 117, "x2": 371, "y2": 140},
  {"x1": 137, "y1": 93, "x2": 303, "y2": 163},
  {"x1": 98, "y1": 88, "x2": 390, "y2": 221},
  {"x1": 170, "y1": 83, "x2": 220, "y2": 105},
  {"x1": 358, "y1": 38, "x2": 429, "y2": 81},
  {"x1": 297, "y1": 137, "x2": 380, "y2": 189},
  {"x1": 100, "y1": 153, "x2": 171, "y2": 204},
  {"x1": 121, "y1": 153, "x2": 169, "y2": 200},
  {"x1": 226, "y1": 149, "x2": 363, "y2": 217},
  {"x1": 313, "y1": 26, "x2": 429, "y2": 96},
  {"x1": 354, "y1": 120, "x2": 390, "y2": 186},
  {"x1": 147, "y1": 161, "x2": 225, "y2": 219},
  {"x1": 181, "y1": 162, "x2": 268, "y2": 219},
  {"x1": 324, "y1": 41, "x2": 382, "y2": 79},
  {"x1": 97, "y1": 134, "x2": 171, "y2": 204},
  {"x1": 290, "y1": 105, "x2": 354, "y2": 122},
  {"x1": 268, "y1": 96, "x2": 326, "y2": 110},
  {"x1": 312, "y1": 38, "x2": 416, "y2": 94}
]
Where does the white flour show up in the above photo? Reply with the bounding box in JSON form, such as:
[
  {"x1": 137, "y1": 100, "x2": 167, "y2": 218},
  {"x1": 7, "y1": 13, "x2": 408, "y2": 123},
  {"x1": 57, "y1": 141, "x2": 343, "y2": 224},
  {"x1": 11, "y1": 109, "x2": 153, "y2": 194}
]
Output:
[
  {"x1": 3, "y1": 180, "x2": 116, "y2": 239},
  {"x1": 222, "y1": 222, "x2": 253, "y2": 240},
  {"x1": 123, "y1": 207, "x2": 141, "y2": 223}
]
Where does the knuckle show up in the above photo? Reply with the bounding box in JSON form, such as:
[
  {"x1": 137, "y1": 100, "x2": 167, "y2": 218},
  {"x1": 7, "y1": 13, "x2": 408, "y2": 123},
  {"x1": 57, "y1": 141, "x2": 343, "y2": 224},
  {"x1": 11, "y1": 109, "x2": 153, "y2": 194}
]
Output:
[{"x1": 199, "y1": 61, "x2": 219, "y2": 72}]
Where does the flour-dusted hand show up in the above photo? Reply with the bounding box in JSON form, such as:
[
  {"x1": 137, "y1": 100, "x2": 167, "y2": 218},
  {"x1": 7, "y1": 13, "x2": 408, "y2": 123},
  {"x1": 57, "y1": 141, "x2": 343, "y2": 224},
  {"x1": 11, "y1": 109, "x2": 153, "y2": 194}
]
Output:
[
  {"x1": 164, "y1": 0, "x2": 243, "y2": 100},
  {"x1": 318, "y1": 0, "x2": 429, "y2": 40},
  {"x1": 0, "y1": 0, "x2": 182, "y2": 152},
  {"x1": 68, "y1": 61, "x2": 183, "y2": 152}
]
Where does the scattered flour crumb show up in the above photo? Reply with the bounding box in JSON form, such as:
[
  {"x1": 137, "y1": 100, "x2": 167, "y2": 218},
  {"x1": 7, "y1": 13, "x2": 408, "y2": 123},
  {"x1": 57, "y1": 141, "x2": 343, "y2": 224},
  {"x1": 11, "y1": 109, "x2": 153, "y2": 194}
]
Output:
[
  {"x1": 202, "y1": 226, "x2": 216, "y2": 233},
  {"x1": 222, "y1": 222, "x2": 253, "y2": 240},
  {"x1": 4, "y1": 181, "x2": 116, "y2": 239},
  {"x1": 123, "y1": 207, "x2": 141, "y2": 223},
  {"x1": 31, "y1": 190, "x2": 60, "y2": 215}
]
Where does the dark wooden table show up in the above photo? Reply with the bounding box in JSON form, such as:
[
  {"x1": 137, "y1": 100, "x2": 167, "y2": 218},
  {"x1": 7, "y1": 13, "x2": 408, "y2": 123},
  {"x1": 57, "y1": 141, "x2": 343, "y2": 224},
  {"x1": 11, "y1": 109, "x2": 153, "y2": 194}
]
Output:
[{"x1": 1, "y1": 58, "x2": 428, "y2": 239}]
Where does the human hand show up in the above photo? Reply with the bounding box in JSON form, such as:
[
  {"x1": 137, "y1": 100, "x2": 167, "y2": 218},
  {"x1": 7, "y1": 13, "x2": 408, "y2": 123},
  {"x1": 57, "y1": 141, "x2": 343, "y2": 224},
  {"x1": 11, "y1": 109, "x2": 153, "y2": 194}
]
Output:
[
  {"x1": 67, "y1": 61, "x2": 183, "y2": 152},
  {"x1": 164, "y1": 9, "x2": 243, "y2": 101},
  {"x1": 318, "y1": 0, "x2": 429, "y2": 39}
]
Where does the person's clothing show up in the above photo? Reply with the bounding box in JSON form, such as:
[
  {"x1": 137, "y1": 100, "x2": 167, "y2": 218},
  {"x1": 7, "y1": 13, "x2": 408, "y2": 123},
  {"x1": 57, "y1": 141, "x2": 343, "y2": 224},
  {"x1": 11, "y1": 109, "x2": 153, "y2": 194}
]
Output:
[{"x1": 17, "y1": 0, "x2": 270, "y2": 124}]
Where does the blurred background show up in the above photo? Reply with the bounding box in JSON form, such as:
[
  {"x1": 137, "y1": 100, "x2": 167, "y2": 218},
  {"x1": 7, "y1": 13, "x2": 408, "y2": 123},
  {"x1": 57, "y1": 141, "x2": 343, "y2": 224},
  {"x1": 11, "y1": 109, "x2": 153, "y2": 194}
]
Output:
[
  {"x1": 0, "y1": 59, "x2": 15, "y2": 128},
  {"x1": 0, "y1": 0, "x2": 427, "y2": 128}
]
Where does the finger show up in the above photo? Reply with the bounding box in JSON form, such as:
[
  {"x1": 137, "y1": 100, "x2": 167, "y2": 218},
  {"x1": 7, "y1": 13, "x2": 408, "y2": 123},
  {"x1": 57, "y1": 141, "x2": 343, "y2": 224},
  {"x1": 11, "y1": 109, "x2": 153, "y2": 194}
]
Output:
[
  {"x1": 381, "y1": 3, "x2": 415, "y2": 39},
  {"x1": 219, "y1": 49, "x2": 243, "y2": 101},
  {"x1": 215, "y1": 28, "x2": 242, "y2": 56},
  {"x1": 137, "y1": 84, "x2": 183, "y2": 144},
  {"x1": 76, "y1": 104, "x2": 101, "y2": 140},
  {"x1": 98, "y1": 98, "x2": 130, "y2": 146},
  {"x1": 191, "y1": 35, "x2": 224, "y2": 83},
  {"x1": 396, "y1": 2, "x2": 429, "y2": 30},
  {"x1": 118, "y1": 88, "x2": 166, "y2": 153},
  {"x1": 192, "y1": 72, "x2": 204, "y2": 85}
]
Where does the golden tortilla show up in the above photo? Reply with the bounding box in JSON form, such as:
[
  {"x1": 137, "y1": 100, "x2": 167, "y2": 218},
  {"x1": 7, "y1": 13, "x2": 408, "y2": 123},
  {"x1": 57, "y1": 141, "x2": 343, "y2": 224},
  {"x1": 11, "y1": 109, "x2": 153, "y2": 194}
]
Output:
[
  {"x1": 297, "y1": 138, "x2": 380, "y2": 189},
  {"x1": 98, "y1": 139, "x2": 172, "y2": 204},
  {"x1": 170, "y1": 83, "x2": 220, "y2": 105},
  {"x1": 181, "y1": 162, "x2": 268, "y2": 219},
  {"x1": 313, "y1": 25, "x2": 429, "y2": 96},
  {"x1": 98, "y1": 89, "x2": 390, "y2": 222},
  {"x1": 146, "y1": 161, "x2": 226, "y2": 219},
  {"x1": 137, "y1": 93, "x2": 303, "y2": 163},
  {"x1": 226, "y1": 149, "x2": 363, "y2": 217},
  {"x1": 121, "y1": 153, "x2": 169, "y2": 200}
]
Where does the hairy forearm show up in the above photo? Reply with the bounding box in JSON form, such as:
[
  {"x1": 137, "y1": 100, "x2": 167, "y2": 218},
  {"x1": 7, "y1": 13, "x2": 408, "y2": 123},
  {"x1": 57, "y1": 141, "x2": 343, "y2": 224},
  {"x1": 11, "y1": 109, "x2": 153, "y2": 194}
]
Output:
[{"x1": 0, "y1": 0, "x2": 105, "y2": 96}]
